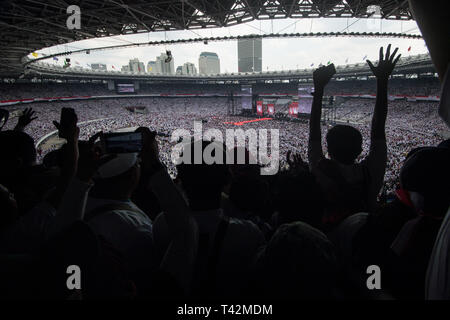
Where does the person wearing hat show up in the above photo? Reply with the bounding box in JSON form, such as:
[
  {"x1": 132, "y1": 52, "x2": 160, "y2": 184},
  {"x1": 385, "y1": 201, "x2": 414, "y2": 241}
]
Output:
[
  {"x1": 85, "y1": 127, "x2": 199, "y2": 296},
  {"x1": 85, "y1": 150, "x2": 156, "y2": 277}
]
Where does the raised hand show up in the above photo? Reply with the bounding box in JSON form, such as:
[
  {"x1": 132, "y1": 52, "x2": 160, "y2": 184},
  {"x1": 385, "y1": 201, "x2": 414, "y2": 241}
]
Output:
[
  {"x1": 14, "y1": 107, "x2": 37, "y2": 131},
  {"x1": 367, "y1": 44, "x2": 401, "y2": 80},
  {"x1": 287, "y1": 150, "x2": 308, "y2": 170},
  {"x1": 313, "y1": 64, "x2": 336, "y2": 91}
]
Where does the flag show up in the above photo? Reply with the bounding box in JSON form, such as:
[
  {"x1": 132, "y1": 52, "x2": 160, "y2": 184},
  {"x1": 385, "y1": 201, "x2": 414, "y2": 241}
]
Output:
[
  {"x1": 32, "y1": 52, "x2": 38, "y2": 58},
  {"x1": 327, "y1": 61, "x2": 331, "y2": 65},
  {"x1": 345, "y1": 58, "x2": 349, "y2": 63},
  {"x1": 53, "y1": 57, "x2": 58, "y2": 61},
  {"x1": 408, "y1": 46, "x2": 411, "y2": 52},
  {"x1": 310, "y1": 63, "x2": 314, "y2": 67},
  {"x1": 363, "y1": 55, "x2": 368, "y2": 60},
  {"x1": 112, "y1": 65, "x2": 115, "y2": 69}
]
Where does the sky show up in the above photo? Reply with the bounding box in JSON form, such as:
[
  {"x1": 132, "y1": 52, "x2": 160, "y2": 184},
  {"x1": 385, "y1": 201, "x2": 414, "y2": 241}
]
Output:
[{"x1": 33, "y1": 15, "x2": 427, "y2": 73}]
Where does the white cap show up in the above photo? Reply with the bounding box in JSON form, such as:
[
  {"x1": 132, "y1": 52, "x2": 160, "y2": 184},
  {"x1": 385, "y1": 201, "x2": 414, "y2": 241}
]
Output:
[{"x1": 96, "y1": 153, "x2": 138, "y2": 179}]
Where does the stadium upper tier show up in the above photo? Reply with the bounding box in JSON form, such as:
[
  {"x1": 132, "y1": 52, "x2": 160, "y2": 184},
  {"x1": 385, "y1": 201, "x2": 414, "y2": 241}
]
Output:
[
  {"x1": 2, "y1": 1, "x2": 413, "y2": 77},
  {"x1": 25, "y1": 54, "x2": 435, "y2": 83},
  {"x1": 0, "y1": 77, "x2": 441, "y2": 102}
]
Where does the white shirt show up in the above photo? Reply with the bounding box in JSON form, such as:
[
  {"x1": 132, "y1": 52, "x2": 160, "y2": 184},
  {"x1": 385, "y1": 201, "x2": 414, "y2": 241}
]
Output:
[{"x1": 85, "y1": 197, "x2": 155, "y2": 272}]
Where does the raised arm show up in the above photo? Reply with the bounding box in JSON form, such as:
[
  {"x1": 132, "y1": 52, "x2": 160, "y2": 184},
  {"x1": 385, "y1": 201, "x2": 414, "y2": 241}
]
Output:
[
  {"x1": 137, "y1": 127, "x2": 197, "y2": 293},
  {"x1": 308, "y1": 65, "x2": 336, "y2": 169},
  {"x1": 14, "y1": 108, "x2": 37, "y2": 132},
  {"x1": 367, "y1": 44, "x2": 401, "y2": 142},
  {"x1": 365, "y1": 45, "x2": 401, "y2": 211}
]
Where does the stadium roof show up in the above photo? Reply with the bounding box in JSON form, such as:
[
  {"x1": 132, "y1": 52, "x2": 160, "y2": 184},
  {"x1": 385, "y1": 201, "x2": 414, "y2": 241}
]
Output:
[{"x1": 1, "y1": 1, "x2": 413, "y2": 77}]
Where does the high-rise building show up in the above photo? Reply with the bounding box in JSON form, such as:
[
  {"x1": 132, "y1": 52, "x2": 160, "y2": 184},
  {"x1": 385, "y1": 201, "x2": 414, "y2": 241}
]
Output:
[
  {"x1": 199, "y1": 52, "x2": 220, "y2": 75},
  {"x1": 129, "y1": 58, "x2": 145, "y2": 73},
  {"x1": 238, "y1": 37, "x2": 262, "y2": 73},
  {"x1": 155, "y1": 52, "x2": 175, "y2": 75},
  {"x1": 176, "y1": 66, "x2": 183, "y2": 75},
  {"x1": 147, "y1": 61, "x2": 156, "y2": 74},
  {"x1": 91, "y1": 63, "x2": 107, "y2": 71},
  {"x1": 182, "y1": 62, "x2": 197, "y2": 75}
]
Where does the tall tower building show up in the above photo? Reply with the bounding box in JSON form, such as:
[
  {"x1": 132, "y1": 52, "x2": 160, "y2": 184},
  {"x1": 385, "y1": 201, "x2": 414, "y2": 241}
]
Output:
[
  {"x1": 147, "y1": 61, "x2": 156, "y2": 74},
  {"x1": 155, "y1": 52, "x2": 175, "y2": 75},
  {"x1": 182, "y1": 62, "x2": 197, "y2": 75},
  {"x1": 199, "y1": 52, "x2": 220, "y2": 75},
  {"x1": 129, "y1": 58, "x2": 145, "y2": 73},
  {"x1": 237, "y1": 37, "x2": 262, "y2": 73}
]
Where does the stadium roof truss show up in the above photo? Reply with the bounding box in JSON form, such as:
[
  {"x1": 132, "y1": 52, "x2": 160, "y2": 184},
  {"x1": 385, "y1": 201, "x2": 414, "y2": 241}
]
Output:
[{"x1": 0, "y1": 0, "x2": 413, "y2": 77}]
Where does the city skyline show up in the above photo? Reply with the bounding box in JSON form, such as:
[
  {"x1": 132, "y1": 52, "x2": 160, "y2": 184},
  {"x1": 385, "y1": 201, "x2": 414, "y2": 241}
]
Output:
[
  {"x1": 35, "y1": 17, "x2": 426, "y2": 73},
  {"x1": 118, "y1": 53, "x2": 207, "y2": 75}
]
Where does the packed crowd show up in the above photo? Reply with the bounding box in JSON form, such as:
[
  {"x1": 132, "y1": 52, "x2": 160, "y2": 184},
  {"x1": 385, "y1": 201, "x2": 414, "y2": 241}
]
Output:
[
  {"x1": 2, "y1": 95, "x2": 445, "y2": 195},
  {"x1": 0, "y1": 46, "x2": 449, "y2": 301}
]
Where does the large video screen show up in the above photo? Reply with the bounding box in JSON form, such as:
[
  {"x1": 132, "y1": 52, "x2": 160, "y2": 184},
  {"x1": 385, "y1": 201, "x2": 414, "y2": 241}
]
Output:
[
  {"x1": 298, "y1": 86, "x2": 314, "y2": 114},
  {"x1": 298, "y1": 97, "x2": 313, "y2": 114},
  {"x1": 116, "y1": 83, "x2": 135, "y2": 94}
]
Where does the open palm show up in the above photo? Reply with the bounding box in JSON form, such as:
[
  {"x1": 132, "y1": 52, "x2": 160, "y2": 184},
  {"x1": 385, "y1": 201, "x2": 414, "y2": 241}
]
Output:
[{"x1": 367, "y1": 44, "x2": 401, "y2": 80}]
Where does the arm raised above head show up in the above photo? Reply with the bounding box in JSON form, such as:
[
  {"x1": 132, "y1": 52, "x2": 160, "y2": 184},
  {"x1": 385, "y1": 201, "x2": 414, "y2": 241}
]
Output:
[{"x1": 308, "y1": 64, "x2": 336, "y2": 168}]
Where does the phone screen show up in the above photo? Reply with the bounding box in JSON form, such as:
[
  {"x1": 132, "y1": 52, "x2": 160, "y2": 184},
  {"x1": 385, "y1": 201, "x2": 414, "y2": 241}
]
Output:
[{"x1": 103, "y1": 132, "x2": 143, "y2": 154}]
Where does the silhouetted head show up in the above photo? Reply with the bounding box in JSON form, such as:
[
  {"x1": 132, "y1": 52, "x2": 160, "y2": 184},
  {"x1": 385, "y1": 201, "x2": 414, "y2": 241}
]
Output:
[
  {"x1": 229, "y1": 173, "x2": 269, "y2": 215},
  {"x1": 176, "y1": 140, "x2": 230, "y2": 210},
  {"x1": 326, "y1": 125, "x2": 362, "y2": 165},
  {"x1": 0, "y1": 130, "x2": 36, "y2": 181},
  {"x1": 400, "y1": 147, "x2": 450, "y2": 217},
  {"x1": 437, "y1": 138, "x2": 450, "y2": 149},
  {"x1": 42, "y1": 145, "x2": 66, "y2": 169},
  {"x1": 274, "y1": 170, "x2": 324, "y2": 229},
  {"x1": 258, "y1": 222, "x2": 338, "y2": 299}
]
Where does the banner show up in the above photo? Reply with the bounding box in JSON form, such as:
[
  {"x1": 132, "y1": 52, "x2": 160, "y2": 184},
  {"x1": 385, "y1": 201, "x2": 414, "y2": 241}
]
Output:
[
  {"x1": 268, "y1": 104, "x2": 275, "y2": 115},
  {"x1": 256, "y1": 101, "x2": 263, "y2": 116},
  {"x1": 290, "y1": 102, "x2": 299, "y2": 117}
]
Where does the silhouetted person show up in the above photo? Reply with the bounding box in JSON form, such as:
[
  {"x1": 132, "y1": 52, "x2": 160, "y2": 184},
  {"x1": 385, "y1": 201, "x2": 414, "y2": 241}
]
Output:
[{"x1": 308, "y1": 45, "x2": 401, "y2": 224}]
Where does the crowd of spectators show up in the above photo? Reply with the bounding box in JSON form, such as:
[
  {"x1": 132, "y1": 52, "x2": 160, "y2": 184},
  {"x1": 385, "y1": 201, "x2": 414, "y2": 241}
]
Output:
[
  {"x1": 0, "y1": 45, "x2": 448, "y2": 301},
  {"x1": 2, "y1": 94, "x2": 446, "y2": 196}
]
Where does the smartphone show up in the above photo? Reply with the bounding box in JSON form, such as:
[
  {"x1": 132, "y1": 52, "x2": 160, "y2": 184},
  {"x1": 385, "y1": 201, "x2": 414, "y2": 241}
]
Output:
[
  {"x1": 59, "y1": 107, "x2": 77, "y2": 138},
  {"x1": 101, "y1": 132, "x2": 143, "y2": 154}
]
